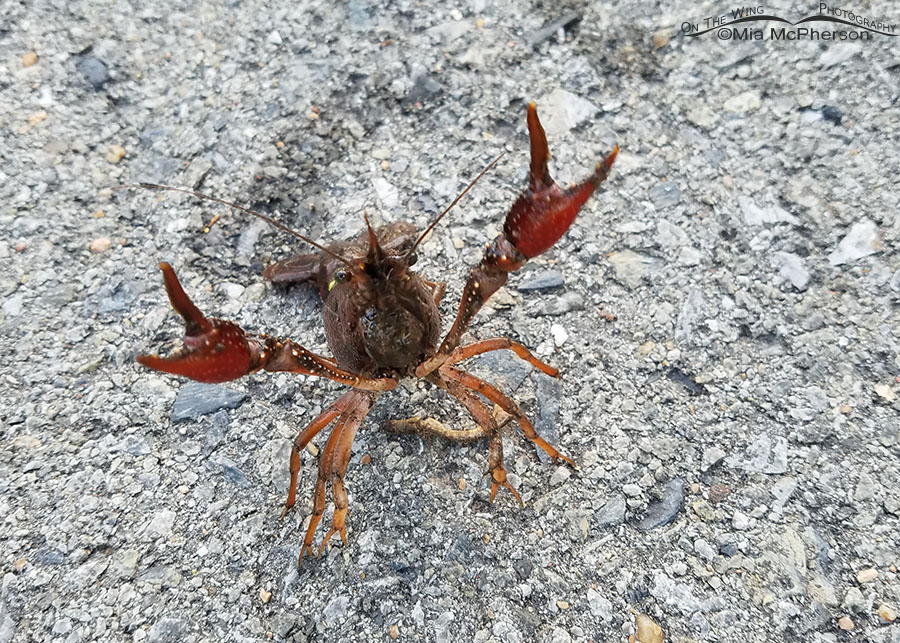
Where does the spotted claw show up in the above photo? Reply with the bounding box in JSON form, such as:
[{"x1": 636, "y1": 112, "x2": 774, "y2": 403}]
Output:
[
  {"x1": 503, "y1": 102, "x2": 618, "y2": 259},
  {"x1": 137, "y1": 262, "x2": 254, "y2": 383}
]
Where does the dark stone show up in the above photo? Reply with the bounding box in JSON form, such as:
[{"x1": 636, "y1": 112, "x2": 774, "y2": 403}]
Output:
[
  {"x1": 516, "y1": 270, "x2": 565, "y2": 291},
  {"x1": 821, "y1": 105, "x2": 842, "y2": 125},
  {"x1": 34, "y1": 549, "x2": 65, "y2": 565},
  {"x1": 524, "y1": 11, "x2": 582, "y2": 48},
  {"x1": 513, "y1": 557, "x2": 533, "y2": 580},
  {"x1": 203, "y1": 410, "x2": 229, "y2": 454},
  {"x1": 171, "y1": 383, "x2": 247, "y2": 422},
  {"x1": 666, "y1": 368, "x2": 708, "y2": 396},
  {"x1": 533, "y1": 375, "x2": 562, "y2": 464},
  {"x1": 718, "y1": 542, "x2": 739, "y2": 557},
  {"x1": 633, "y1": 478, "x2": 685, "y2": 530},
  {"x1": 405, "y1": 74, "x2": 442, "y2": 107},
  {"x1": 77, "y1": 55, "x2": 110, "y2": 90},
  {"x1": 208, "y1": 455, "x2": 251, "y2": 488}
]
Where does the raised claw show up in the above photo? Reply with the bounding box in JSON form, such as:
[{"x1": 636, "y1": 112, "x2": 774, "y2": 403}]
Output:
[
  {"x1": 416, "y1": 103, "x2": 617, "y2": 379},
  {"x1": 137, "y1": 262, "x2": 254, "y2": 383},
  {"x1": 505, "y1": 102, "x2": 618, "y2": 259}
]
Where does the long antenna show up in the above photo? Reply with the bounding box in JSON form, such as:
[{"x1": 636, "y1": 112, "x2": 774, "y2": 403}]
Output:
[
  {"x1": 404, "y1": 152, "x2": 505, "y2": 259},
  {"x1": 114, "y1": 183, "x2": 354, "y2": 268}
]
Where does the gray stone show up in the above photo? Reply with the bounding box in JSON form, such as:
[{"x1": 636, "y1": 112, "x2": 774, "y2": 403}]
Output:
[
  {"x1": 208, "y1": 455, "x2": 251, "y2": 488},
  {"x1": 701, "y1": 446, "x2": 726, "y2": 472},
  {"x1": 517, "y1": 270, "x2": 565, "y2": 291},
  {"x1": 608, "y1": 250, "x2": 652, "y2": 289},
  {"x1": 121, "y1": 435, "x2": 152, "y2": 456},
  {"x1": 738, "y1": 196, "x2": 799, "y2": 226},
  {"x1": 724, "y1": 91, "x2": 761, "y2": 113},
  {"x1": 770, "y1": 477, "x2": 797, "y2": 513},
  {"x1": 649, "y1": 571, "x2": 704, "y2": 615},
  {"x1": 675, "y1": 288, "x2": 704, "y2": 342},
  {"x1": 648, "y1": 183, "x2": 681, "y2": 209},
  {"x1": 853, "y1": 473, "x2": 876, "y2": 502},
  {"x1": 535, "y1": 291, "x2": 585, "y2": 316},
  {"x1": 732, "y1": 511, "x2": 750, "y2": 530},
  {"x1": 148, "y1": 616, "x2": 190, "y2": 643},
  {"x1": 77, "y1": 55, "x2": 110, "y2": 89},
  {"x1": 171, "y1": 383, "x2": 248, "y2": 422},
  {"x1": 828, "y1": 219, "x2": 880, "y2": 265},
  {"x1": 539, "y1": 89, "x2": 597, "y2": 136},
  {"x1": 595, "y1": 495, "x2": 626, "y2": 527},
  {"x1": 727, "y1": 434, "x2": 788, "y2": 474},
  {"x1": 323, "y1": 595, "x2": 349, "y2": 624},
  {"x1": 146, "y1": 509, "x2": 176, "y2": 538},
  {"x1": 587, "y1": 588, "x2": 613, "y2": 620},
  {"x1": 434, "y1": 611, "x2": 455, "y2": 643},
  {"x1": 842, "y1": 587, "x2": 867, "y2": 613},
  {"x1": 772, "y1": 251, "x2": 810, "y2": 290},
  {"x1": 819, "y1": 43, "x2": 861, "y2": 67}
]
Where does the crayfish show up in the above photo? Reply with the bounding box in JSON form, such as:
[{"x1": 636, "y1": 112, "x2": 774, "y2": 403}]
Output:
[{"x1": 136, "y1": 103, "x2": 617, "y2": 562}]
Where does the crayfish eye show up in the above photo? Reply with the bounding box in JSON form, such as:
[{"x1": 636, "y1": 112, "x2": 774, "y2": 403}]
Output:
[
  {"x1": 334, "y1": 269, "x2": 348, "y2": 283},
  {"x1": 407, "y1": 251, "x2": 418, "y2": 267}
]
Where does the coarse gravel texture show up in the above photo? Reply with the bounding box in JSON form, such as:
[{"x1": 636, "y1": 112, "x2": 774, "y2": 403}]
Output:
[{"x1": 2, "y1": 1, "x2": 899, "y2": 642}]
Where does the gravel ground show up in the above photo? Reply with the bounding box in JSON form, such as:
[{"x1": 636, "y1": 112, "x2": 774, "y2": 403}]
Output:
[{"x1": 2, "y1": 1, "x2": 899, "y2": 641}]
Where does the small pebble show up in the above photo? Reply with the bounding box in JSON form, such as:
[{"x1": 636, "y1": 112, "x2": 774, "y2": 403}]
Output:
[
  {"x1": 106, "y1": 144, "x2": 127, "y2": 163},
  {"x1": 29, "y1": 110, "x2": 47, "y2": 127},
  {"x1": 22, "y1": 52, "x2": 38, "y2": 67},
  {"x1": 390, "y1": 625, "x2": 399, "y2": 639},
  {"x1": 837, "y1": 616, "x2": 854, "y2": 631},
  {"x1": 877, "y1": 604, "x2": 896, "y2": 623},
  {"x1": 874, "y1": 383, "x2": 896, "y2": 402},
  {"x1": 638, "y1": 341, "x2": 655, "y2": 356},
  {"x1": 856, "y1": 568, "x2": 878, "y2": 584},
  {"x1": 360, "y1": 453, "x2": 372, "y2": 465},
  {"x1": 635, "y1": 614, "x2": 664, "y2": 643},
  {"x1": 550, "y1": 323, "x2": 568, "y2": 347},
  {"x1": 732, "y1": 511, "x2": 750, "y2": 530},
  {"x1": 259, "y1": 588, "x2": 272, "y2": 603},
  {"x1": 458, "y1": 478, "x2": 466, "y2": 491},
  {"x1": 89, "y1": 237, "x2": 112, "y2": 253},
  {"x1": 651, "y1": 30, "x2": 669, "y2": 49},
  {"x1": 556, "y1": 600, "x2": 570, "y2": 610}
]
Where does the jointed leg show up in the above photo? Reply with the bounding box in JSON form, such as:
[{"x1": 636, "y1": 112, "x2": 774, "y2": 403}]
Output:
[
  {"x1": 446, "y1": 337, "x2": 559, "y2": 378},
  {"x1": 318, "y1": 392, "x2": 376, "y2": 554},
  {"x1": 439, "y1": 364, "x2": 575, "y2": 467},
  {"x1": 424, "y1": 280, "x2": 446, "y2": 306},
  {"x1": 299, "y1": 391, "x2": 377, "y2": 561},
  {"x1": 427, "y1": 371, "x2": 522, "y2": 504},
  {"x1": 386, "y1": 416, "x2": 485, "y2": 443},
  {"x1": 299, "y1": 395, "x2": 357, "y2": 561},
  {"x1": 282, "y1": 390, "x2": 357, "y2": 517}
]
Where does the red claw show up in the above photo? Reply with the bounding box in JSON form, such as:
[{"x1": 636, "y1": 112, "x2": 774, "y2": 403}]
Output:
[
  {"x1": 137, "y1": 263, "x2": 254, "y2": 383},
  {"x1": 504, "y1": 102, "x2": 618, "y2": 259}
]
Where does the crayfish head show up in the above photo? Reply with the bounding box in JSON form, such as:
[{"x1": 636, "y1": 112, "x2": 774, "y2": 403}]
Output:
[{"x1": 322, "y1": 218, "x2": 440, "y2": 375}]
